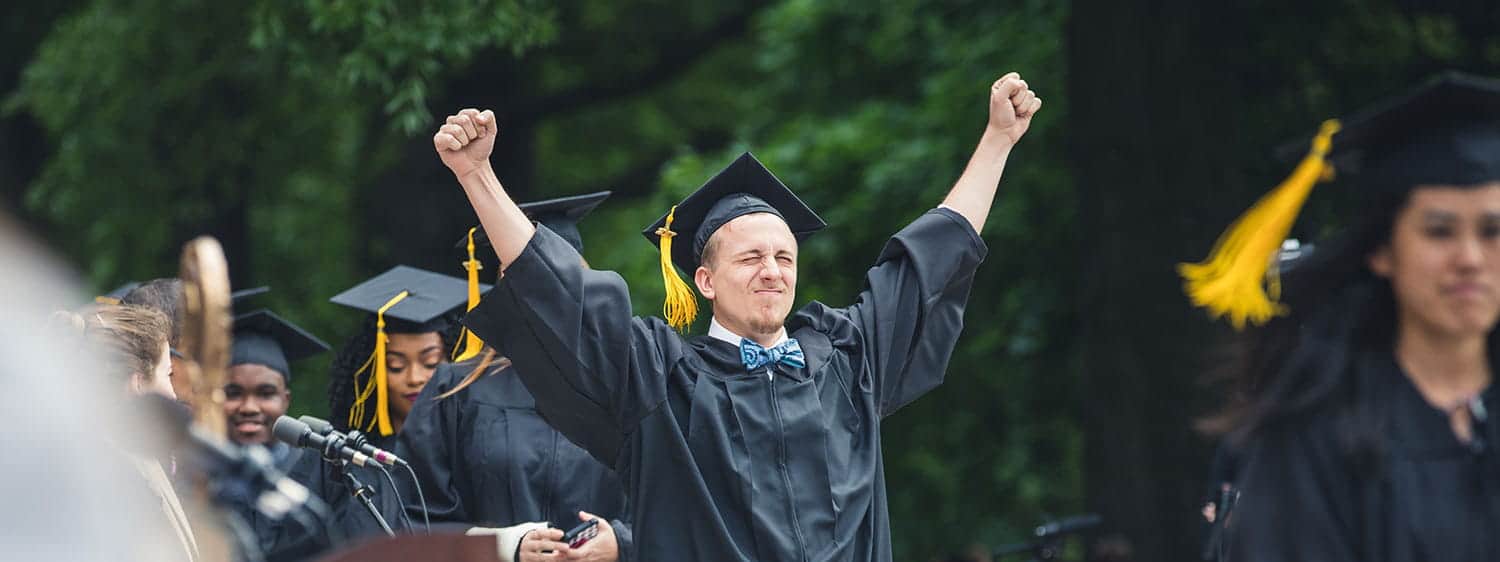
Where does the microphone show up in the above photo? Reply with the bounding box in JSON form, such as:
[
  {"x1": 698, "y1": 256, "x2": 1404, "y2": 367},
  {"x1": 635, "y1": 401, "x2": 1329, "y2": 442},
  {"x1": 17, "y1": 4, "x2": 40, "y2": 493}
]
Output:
[
  {"x1": 298, "y1": 415, "x2": 408, "y2": 467},
  {"x1": 272, "y1": 416, "x2": 371, "y2": 467}
]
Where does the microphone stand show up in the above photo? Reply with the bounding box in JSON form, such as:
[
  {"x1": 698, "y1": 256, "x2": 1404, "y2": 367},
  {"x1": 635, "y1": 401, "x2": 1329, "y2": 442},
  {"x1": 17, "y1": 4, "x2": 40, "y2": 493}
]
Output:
[{"x1": 321, "y1": 432, "x2": 395, "y2": 537}]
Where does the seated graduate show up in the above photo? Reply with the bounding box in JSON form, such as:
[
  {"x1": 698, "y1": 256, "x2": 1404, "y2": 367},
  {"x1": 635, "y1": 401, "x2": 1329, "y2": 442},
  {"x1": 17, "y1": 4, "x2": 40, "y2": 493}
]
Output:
[
  {"x1": 1181, "y1": 73, "x2": 1500, "y2": 561},
  {"x1": 431, "y1": 72, "x2": 1041, "y2": 561},
  {"x1": 398, "y1": 192, "x2": 631, "y2": 562}
]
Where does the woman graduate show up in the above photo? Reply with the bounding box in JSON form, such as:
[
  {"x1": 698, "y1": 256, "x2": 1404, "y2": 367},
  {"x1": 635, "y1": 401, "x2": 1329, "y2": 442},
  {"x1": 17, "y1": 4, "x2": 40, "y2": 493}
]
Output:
[
  {"x1": 1181, "y1": 72, "x2": 1500, "y2": 561},
  {"x1": 327, "y1": 265, "x2": 472, "y2": 441},
  {"x1": 398, "y1": 192, "x2": 632, "y2": 562},
  {"x1": 432, "y1": 72, "x2": 1040, "y2": 561},
  {"x1": 245, "y1": 268, "x2": 473, "y2": 561}
]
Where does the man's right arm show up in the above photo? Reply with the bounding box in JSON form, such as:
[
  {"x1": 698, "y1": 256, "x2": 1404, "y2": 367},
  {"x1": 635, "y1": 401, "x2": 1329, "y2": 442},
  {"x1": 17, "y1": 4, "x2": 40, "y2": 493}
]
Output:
[
  {"x1": 434, "y1": 108, "x2": 535, "y2": 269},
  {"x1": 436, "y1": 111, "x2": 672, "y2": 467}
]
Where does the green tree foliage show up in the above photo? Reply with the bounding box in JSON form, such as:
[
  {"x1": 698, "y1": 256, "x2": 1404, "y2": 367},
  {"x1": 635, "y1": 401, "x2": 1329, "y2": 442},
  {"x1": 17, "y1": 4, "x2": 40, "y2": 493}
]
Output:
[{"x1": 6, "y1": 0, "x2": 558, "y2": 414}]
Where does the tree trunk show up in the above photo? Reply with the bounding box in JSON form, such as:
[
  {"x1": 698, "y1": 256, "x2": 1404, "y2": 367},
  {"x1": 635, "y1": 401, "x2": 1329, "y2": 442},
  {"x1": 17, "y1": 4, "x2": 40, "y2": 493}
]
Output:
[{"x1": 1067, "y1": 2, "x2": 1253, "y2": 560}]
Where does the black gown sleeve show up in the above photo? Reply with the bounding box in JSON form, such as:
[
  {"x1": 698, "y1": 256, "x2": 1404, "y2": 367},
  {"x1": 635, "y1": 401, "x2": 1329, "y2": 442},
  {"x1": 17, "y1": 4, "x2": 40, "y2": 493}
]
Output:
[
  {"x1": 610, "y1": 517, "x2": 633, "y2": 562},
  {"x1": 793, "y1": 207, "x2": 987, "y2": 417},
  {"x1": 462, "y1": 225, "x2": 677, "y2": 467}
]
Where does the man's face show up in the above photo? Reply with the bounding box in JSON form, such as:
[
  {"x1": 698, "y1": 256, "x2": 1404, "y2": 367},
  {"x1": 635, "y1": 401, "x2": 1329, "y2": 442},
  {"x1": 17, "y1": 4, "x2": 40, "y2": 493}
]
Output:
[
  {"x1": 222, "y1": 364, "x2": 290, "y2": 446},
  {"x1": 694, "y1": 213, "x2": 799, "y2": 338}
]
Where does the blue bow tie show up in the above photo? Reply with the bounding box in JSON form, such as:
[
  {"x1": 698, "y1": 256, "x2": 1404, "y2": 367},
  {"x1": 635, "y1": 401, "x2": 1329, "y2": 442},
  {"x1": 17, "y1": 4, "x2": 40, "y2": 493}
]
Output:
[{"x1": 740, "y1": 338, "x2": 806, "y2": 371}]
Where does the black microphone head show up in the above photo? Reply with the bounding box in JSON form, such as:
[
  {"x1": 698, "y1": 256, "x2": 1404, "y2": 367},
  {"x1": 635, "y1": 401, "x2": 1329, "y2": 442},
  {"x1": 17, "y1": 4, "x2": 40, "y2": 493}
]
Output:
[
  {"x1": 298, "y1": 415, "x2": 335, "y2": 435},
  {"x1": 271, "y1": 416, "x2": 310, "y2": 447}
]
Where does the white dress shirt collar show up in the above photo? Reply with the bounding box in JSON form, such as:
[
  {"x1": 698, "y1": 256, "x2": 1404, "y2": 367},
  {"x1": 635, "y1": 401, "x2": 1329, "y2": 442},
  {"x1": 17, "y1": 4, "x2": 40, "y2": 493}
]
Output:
[{"x1": 707, "y1": 317, "x2": 788, "y2": 348}]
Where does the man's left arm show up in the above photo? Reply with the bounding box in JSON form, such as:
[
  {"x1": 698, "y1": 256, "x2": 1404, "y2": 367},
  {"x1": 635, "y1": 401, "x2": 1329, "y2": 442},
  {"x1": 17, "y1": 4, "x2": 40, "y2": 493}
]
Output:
[{"x1": 802, "y1": 73, "x2": 1041, "y2": 416}]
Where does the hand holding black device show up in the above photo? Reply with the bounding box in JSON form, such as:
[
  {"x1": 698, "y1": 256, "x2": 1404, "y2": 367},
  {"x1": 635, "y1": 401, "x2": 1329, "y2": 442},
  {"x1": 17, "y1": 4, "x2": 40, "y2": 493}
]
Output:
[{"x1": 562, "y1": 518, "x2": 600, "y2": 549}]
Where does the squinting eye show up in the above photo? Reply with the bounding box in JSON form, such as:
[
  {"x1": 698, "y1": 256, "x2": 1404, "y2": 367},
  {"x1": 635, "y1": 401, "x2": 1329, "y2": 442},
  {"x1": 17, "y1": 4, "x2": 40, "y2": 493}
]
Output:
[
  {"x1": 1424, "y1": 226, "x2": 1455, "y2": 239},
  {"x1": 1482, "y1": 224, "x2": 1500, "y2": 238}
]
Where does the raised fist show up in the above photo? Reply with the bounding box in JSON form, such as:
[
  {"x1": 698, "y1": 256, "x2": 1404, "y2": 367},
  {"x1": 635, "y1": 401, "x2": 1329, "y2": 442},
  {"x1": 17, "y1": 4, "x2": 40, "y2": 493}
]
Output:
[
  {"x1": 988, "y1": 73, "x2": 1042, "y2": 146},
  {"x1": 434, "y1": 108, "x2": 498, "y2": 179}
]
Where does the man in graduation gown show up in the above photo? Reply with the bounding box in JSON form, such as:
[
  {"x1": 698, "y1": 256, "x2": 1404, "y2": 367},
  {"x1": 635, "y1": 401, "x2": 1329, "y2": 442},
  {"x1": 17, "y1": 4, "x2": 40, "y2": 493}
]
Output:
[{"x1": 432, "y1": 72, "x2": 1042, "y2": 561}]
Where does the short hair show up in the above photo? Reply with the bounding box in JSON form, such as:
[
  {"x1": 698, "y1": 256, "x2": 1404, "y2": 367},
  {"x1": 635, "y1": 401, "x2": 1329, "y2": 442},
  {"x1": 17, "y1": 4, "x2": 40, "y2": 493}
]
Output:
[
  {"x1": 121, "y1": 278, "x2": 184, "y2": 347},
  {"x1": 699, "y1": 231, "x2": 725, "y2": 270}
]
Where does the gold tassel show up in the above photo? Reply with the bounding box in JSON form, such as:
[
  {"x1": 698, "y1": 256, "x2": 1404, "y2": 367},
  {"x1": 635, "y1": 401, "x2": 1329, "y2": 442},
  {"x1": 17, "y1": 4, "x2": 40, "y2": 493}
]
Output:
[
  {"x1": 349, "y1": 291, "x2": 410, "y2": 436},
  {"x1": 655, "y1": 206, "x2": 699, "y2": 332},
  {"x1": 453, "y1": 227, "x2": 485, "y2": 362},
  {"x1": 1178, "y1": 119, "x2": 1341, "y2": 330},
  {"x1": 348, "y1": 353, "x2": 376, "y2": 430}
]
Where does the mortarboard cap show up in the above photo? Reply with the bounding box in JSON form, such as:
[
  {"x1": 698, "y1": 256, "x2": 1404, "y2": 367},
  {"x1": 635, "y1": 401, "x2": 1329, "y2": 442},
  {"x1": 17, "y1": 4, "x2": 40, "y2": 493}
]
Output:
[
  {"x1": 1276, "y1": 71, "x2": 1500, "y2": 191},
  {"x1": 458, "y1": 191, "x2": 611, "y2": 254},
  {"x1": 232, "y1": 286, "x2": 270, "y2": 304},
  {"x1": 639, "y1": 152, "x2": 826, "y2": 331},
  {"x1": 329, "y1": 266, "x2": 485, "y2": 334},
  {"x1": 450, "y1": 192, "x2": 609, "y2": 362},
  {"x1": 332, "y1": 266, "x2": 489, "y2": 437},
  {"x1": 1181, "y1": 71, "x2": 1500, "y2": 329},
  {"x1": 231, "y1": 309, "x2": 330, "y2": 383}
]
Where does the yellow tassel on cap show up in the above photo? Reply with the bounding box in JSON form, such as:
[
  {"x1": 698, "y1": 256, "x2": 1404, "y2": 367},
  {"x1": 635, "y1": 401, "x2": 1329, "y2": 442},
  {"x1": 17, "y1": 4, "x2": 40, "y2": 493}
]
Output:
[
  {"x1": 656, "y1": 206, "x2": 699, "y2": 332},
  {"x1": 350, "y1": 291, "x2": 409, "y2": 437},
  {"x1": 1178, "y1": 119, "x2": 1341, "y2": 330},
  {"x1": 452, "y1": 227, "x2": 485, "y2": 362}
]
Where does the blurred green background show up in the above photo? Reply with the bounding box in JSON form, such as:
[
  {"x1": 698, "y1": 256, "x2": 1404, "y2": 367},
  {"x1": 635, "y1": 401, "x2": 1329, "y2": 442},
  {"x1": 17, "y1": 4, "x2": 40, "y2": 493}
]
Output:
[{"x1": 4, "y1": 1, "x2": 1499, "y2": 560}]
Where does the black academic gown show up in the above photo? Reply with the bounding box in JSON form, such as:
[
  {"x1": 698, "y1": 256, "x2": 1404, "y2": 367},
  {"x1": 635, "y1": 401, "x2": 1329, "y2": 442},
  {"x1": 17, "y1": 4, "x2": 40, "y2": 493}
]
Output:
[
  {"x1": 396, "y1": 359, "x2": 632, "y2": 551},
  {"x1": 245, "y1": 435, "x2": 407, "y2": 562},
  {"x1": 1229, "y1": 351, "x2": 1500, "y2": 561},
  {"x1": 464, "y1": 208, "x2": 987, "y2": 561}
]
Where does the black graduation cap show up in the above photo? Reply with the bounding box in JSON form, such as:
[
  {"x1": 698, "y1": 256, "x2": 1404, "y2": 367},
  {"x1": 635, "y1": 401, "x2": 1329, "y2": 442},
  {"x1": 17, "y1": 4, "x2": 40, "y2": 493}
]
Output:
[
  {"x1": 1277, "y1": 71, "x2": 1500, "y2": 190},
  {"x1": 1182, "y1": 71, "x2": 1500, "y2": 329},
  {"x1": 329, "y1": 265, "x2": 485, "y2": 334},
  {"x1": 637, "y1": 152, "x2": 826, "y2": 330},
  {"x1": 232, "y1": 286, "x2": 270, "y2": 304},
  {"x1": 642, "y1": 153, "x2": 826, "y2": 275},
  {"x1": 231, "y1": 309, "x2": 330, "y2": 382},
  {"x1": 457, "y1": 191, "x2": 612, "y2": 254}
]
